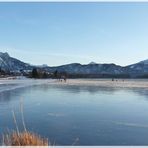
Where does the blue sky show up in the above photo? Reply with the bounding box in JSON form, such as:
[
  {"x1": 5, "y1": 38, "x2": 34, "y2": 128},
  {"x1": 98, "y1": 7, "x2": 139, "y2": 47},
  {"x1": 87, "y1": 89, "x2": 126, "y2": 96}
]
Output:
[{"x1": 0, "y1": 2, "x2": 148, "y2": 66}]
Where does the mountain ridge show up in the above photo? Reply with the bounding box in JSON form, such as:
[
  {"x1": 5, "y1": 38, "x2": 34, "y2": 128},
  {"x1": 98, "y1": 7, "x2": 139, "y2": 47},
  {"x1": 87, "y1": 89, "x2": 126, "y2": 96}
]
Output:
[{"x1": 0, "y1": 52, "x2": 148, "y2": 78}]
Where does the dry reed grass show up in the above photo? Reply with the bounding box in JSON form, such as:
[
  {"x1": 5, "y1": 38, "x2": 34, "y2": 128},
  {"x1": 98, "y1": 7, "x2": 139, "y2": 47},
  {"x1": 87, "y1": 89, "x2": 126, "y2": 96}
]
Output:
[
  {"x1": 2, "y1": 99, "x2": 49, "y2": 146},
  {"x1": 3, "y1": 131, "x2": 49, "y2": 146}
]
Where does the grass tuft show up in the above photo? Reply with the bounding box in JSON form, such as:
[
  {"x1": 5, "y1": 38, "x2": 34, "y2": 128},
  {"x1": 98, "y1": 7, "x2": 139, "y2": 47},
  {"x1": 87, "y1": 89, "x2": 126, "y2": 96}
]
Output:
[
  {"x1": 2, "y1": 100, "x2": 49, "y2": 146},
  {"x1": 3, "y1": 131, "x2": 49, "y2": 146}
]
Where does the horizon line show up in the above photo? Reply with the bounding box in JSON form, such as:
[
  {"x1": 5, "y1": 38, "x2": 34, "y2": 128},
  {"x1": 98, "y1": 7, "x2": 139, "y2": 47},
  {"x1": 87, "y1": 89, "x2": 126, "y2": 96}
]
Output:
[{"x1": 0, "y1": 51, "x2": 147, "y2": 67}]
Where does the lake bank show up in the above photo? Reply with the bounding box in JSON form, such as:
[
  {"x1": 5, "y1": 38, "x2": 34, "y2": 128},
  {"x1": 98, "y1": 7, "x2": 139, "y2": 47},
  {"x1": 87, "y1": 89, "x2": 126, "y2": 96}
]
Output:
[
  {"x1": 49, "y1": 78, "x2": 148, "y2": 89},
  {"x1": 0, "y1": 78, "x2": 148, "y2": 91}
]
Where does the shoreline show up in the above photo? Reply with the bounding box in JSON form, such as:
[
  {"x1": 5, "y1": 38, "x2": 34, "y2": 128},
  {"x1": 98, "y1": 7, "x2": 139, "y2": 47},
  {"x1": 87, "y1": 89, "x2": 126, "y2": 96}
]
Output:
[
  {"x1": 0, "y1": 78, "x2": 148, "y2": 90},
  {"x1": 49, "y1": 78, "x2": 148, "y2": 89}
]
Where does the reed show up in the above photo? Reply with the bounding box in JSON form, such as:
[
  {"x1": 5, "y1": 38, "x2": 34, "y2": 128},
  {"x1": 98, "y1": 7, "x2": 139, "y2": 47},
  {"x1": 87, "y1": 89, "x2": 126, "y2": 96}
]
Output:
[
  {"x1": 2, "y1": 99, "x2": 49, "y2": 146},
  {"x1": 3, "y1": 130, "x2": 48, "y2": 146}
]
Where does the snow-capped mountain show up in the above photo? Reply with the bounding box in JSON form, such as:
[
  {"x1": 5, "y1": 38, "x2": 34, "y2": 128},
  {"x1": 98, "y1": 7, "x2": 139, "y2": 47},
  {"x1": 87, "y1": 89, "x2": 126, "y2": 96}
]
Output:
[
  {"x1": 140, "y1": 59, "x2": 148, "y2": 65},
  {"x1": 88, "y1": 61, "x2": 97, "y2": 65},
  {"x1": 126, "y1": 59, "x2": 148, "y2": 76},
  {"x1": 43, "y1": 60, "x2": 148, "y2": 77},
  {"x1": 44, "y1": 63, "x2": 124, "y2": 75},
  {"x1": 0, "y1": 52, "x2": 148, "y2": 77},
  {"x1": 0, "y1": 52, "x2": 32, "y2": 72}
]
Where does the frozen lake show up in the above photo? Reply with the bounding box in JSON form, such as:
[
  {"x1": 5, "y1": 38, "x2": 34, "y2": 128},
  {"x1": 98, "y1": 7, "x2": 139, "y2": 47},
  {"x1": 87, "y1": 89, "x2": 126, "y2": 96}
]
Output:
[{"x1": 0, "y1": 79, "x2": 148, "y2": 145}]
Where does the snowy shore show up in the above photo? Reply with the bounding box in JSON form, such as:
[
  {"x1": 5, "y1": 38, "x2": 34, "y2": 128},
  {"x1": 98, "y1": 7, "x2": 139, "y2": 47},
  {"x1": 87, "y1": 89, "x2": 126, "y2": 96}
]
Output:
[
  {"x1": 0, "y1": 78, "x2": 148, "y2": 93},
  {"x1": 49, "y1": 78, "x2": 148, "y2": 89}
]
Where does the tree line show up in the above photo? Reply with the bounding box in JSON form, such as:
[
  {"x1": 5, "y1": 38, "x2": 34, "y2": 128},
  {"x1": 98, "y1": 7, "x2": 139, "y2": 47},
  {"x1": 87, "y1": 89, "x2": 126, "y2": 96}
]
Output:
[{"x1": 30, "y1": 68, "x2": 68, "y2": 79}]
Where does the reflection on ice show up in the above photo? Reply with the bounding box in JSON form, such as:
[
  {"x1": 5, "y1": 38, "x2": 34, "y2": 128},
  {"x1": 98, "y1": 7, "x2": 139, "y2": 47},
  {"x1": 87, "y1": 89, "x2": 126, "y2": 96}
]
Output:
[{"x1": 0, "y1": 79, "x2": 148, "y2": 145}]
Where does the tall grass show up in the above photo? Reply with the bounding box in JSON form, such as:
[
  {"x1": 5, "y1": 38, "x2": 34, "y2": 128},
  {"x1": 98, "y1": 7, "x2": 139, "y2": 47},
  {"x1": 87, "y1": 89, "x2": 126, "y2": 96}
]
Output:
[
  {"x1": 3, "y1": 131, "x2": 49, "y2": 146},
  {"x1": 2, "y1": 99, "x2": 49, "y2": 146}
]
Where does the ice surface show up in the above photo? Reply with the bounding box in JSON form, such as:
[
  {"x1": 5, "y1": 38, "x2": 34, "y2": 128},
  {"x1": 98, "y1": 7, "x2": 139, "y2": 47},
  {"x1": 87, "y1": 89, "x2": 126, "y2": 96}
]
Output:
[{"x1": 0, "y1": 77, "x2": 55, "y2": 93}]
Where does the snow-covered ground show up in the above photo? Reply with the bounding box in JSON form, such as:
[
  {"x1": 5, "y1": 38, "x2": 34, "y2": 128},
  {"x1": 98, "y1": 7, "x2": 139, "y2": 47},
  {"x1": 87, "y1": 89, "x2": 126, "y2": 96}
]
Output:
[
  {"x1": 0, "y1": 78, "x2": 148, "y2": 93},
  {"x1": 49, "y1": 78, "x2": 148, "y2": 89}
]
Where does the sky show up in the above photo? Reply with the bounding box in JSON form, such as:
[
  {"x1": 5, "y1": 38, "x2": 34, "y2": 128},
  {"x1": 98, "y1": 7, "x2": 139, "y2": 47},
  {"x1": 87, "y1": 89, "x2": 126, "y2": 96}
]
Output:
[{"x1": 0, "y1": 2, "x2": 148, "y2": 66}]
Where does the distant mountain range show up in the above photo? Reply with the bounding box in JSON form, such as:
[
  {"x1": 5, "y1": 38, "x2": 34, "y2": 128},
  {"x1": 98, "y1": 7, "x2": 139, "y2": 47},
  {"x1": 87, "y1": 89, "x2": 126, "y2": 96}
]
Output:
[
  {"x1": 0, "y1": 52, "x2": 32, "y2": 72},
  {"x1": 0, "y1": 52, "x2": 148, "y2": 78}
]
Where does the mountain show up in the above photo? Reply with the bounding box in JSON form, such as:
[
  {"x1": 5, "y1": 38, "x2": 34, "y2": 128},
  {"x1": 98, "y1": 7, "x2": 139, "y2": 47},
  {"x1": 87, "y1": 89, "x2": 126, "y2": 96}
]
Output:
[
  {"x1": 0, "y1": 52, "x2": 32, "y2": 72},
  {"x1": 88, "y1": 61, "x2": 97, "y2": 65},
  {"x1": 0, "y1": 52, "x2": 148, "y2": 78},
  {"x1": 125, "y1": 59, "x2": 148, "y2": 77},
  {"x1": 43, "y1": 60, "x2": 148, "y2": 78},
  {"x1": 44, "y1": 63, "x2": 125, "y2": 75}
]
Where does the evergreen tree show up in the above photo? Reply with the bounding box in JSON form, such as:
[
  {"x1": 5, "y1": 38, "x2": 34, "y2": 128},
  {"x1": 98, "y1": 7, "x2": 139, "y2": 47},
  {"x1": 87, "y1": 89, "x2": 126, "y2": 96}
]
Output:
[
  {"x1": 32, "y1": 68, "x2": 38, "y2": 78},
  {"x1": 43, "y1": 72, "x2": 47, "y2": 78},
  {"x1": 53, "y1": 70, "x2": 58, "y2": 78}
]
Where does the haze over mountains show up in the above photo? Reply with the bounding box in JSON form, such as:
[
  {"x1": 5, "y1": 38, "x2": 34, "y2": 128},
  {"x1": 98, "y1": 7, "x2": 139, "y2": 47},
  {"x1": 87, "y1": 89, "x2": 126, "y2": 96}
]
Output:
[{"x1": 0, "y1": 52, "x2": 148, "y2": 78}]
